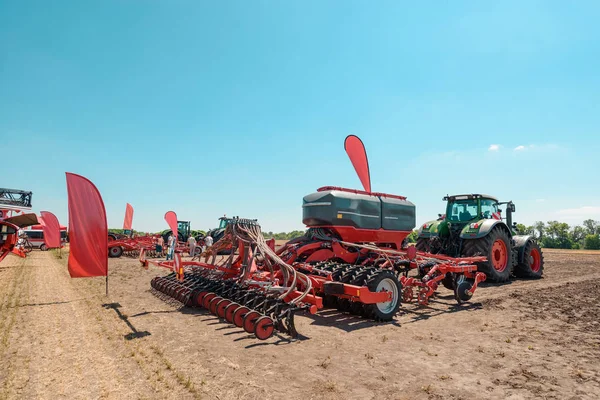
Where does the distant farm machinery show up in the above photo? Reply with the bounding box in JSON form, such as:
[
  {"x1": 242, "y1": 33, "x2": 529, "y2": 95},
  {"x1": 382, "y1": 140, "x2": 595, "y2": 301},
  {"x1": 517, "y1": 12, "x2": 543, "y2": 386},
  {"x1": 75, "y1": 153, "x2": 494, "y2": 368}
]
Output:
[{"x1": 0, "y1": 188, "x2": 39, "y2": 261}]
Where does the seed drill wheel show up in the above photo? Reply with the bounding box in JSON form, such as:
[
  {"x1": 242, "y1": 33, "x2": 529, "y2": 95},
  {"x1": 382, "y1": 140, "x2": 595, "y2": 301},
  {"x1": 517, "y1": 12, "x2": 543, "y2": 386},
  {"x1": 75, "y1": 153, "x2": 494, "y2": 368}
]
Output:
[
  {"x1": 209, "y1": 296, "x2": 223, "y2": 315},
  {"x1": 243, "y1": 311, "x2": 262, "y2": 334},
  {"x1": 224, "y1": 303, "x2": 240, "y2": 323},
  {"x1": 453, "y1": 275, "x2": 474, "y2": 304},
  {"x1": 462, "y1": 226, "x2": 513, "y2": 282},
  {"x1": 254, "y1": 316, "x2": 275, "y2": 340},
  {"x1": 202, "y1": 293, "x2": 217, "y2": 309},
  {"x1": 216, "y1": 299, "x2": 232, "y2": 318},
  {"x1": 196, "y1": 291, "x2": 208, "y2": 307},
  {"x1": 233, "y1": 306, "x2": 251, "y2": 328},
  {"x1": 108, "y1": 246, "x2": 123, "y2": 258},
  {"x1": 514, "y1": 240, "x2": 544, "y2": 279},
  {"x1": 364, "y1": 270, "x2": 402, "y2": 322},
  {"x1": 40, "y1": 244, "x2": 47, "y2": 251}
]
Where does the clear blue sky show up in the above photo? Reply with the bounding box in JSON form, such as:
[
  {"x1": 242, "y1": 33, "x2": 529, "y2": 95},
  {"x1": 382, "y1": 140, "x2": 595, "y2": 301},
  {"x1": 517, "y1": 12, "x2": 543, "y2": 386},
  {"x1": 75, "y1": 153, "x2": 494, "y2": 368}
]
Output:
[{"x1": 2, "y1": 1, "x2": 599, "y2": 233}]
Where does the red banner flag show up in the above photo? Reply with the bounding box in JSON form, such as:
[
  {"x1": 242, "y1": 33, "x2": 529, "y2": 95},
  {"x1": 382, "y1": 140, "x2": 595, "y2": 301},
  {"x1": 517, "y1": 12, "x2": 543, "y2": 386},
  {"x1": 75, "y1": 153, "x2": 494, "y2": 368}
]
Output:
[
  {"x1": 344, "y1": 135, "x2": 372, "y2": 193},
  {"x1": 39, "y1": 211, "x2": 61, "y2": 249},
  {"x1": 164, "y1": 211, "x2": 178, "y2": 240},
  {"x1": 123, "y1": 203, "x2": 134, "y2": 230},
  {"x1": 65, "y1": 172, "x2": 108, "y2": 278}
]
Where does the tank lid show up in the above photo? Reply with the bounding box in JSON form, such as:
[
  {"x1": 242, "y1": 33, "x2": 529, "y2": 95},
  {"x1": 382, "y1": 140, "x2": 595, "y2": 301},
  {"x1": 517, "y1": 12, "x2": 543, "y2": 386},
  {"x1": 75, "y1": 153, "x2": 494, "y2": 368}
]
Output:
[{"x1": 317, "y1": 186, "x2": 407, "y2": 201}]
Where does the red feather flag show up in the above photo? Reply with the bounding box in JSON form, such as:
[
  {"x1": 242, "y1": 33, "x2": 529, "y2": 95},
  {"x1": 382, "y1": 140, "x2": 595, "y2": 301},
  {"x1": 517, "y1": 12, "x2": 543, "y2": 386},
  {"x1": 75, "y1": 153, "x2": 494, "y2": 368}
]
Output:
[
  {"x1": 344, "y1": 135, "x2": 372, "y2": 193},
  {"x1": 164, "y1": 211, "x2": 178, "y2": 240},
  {"x1": 123, "y1": 203, "x2": 134, "y2": 230},
  {"x1": 65, "y1": 173, "x2": 108, "y2": 278},
  {"x1": 39, "y1": 211, "x2": 61, "y2": 249}
]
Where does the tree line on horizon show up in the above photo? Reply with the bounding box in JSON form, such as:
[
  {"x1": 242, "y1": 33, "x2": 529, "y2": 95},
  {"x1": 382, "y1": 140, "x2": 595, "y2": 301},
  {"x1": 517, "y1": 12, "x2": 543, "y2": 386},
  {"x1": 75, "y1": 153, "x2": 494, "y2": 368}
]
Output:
[{"x1": 109, "y1": 219, "x2": 600, "y2": 250}]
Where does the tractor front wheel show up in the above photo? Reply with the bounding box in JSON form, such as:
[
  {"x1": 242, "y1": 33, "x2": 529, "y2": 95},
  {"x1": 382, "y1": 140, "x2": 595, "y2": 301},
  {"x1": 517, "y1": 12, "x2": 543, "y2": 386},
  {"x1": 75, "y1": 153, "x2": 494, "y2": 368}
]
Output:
[
  {"x1": 415, "y1": 238, "x2": 428, "y2": 252},
  {"x1": 462, "y1": 227, "x2": 513, "y2": 282},
  {"x1": 514, "y1": 240, "x2": 544, "y2": 279}
]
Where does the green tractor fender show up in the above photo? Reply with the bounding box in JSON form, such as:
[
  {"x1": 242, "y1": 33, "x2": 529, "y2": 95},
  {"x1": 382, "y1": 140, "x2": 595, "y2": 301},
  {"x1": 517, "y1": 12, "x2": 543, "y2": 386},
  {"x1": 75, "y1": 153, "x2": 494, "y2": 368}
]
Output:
[
  {"x1": 459, "y1": 219, "x2": 509, "y2": 239},
  {"x1": 417, "y1": 219, "x2": 447, "y2": 238}
]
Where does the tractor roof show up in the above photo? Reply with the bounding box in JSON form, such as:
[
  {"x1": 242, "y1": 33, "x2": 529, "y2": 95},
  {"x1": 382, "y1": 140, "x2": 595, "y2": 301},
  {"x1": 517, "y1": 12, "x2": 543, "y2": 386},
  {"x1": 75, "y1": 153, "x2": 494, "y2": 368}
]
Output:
[{"x1": 443, "y1": 194, "x2": 499, "y2": 202}]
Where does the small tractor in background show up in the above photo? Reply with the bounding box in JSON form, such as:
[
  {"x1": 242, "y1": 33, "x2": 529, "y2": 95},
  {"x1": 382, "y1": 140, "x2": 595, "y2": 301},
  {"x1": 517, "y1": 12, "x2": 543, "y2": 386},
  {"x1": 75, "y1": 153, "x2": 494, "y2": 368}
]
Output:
[
  {"x1": 416, "y1": 194, "x2": 544, "y2": 282},
  {"x1": 161, "y1": 220, "x2": 206, "y2": 244}
]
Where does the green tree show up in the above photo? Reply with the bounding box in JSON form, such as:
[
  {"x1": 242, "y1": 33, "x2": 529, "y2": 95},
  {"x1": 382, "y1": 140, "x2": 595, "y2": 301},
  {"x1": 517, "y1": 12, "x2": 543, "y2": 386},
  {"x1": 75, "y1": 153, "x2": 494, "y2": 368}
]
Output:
[
  {"x1": 570, "y1": 226, "x2": 586, "y2": 246},
  {"x1": 533, "y1": 221, "x2": 545, "y2": 240},
  {"x1": 406, "y1": 230, "x2": 418, "y2": 243},
  {"x1": 516, "y1": 224, "x2": 534, "y2": 235},
  {"x1": 543, "y1": 221, "x2": 572, "y2": 249},
  {"x1": 584, "y1": 234, "x2": 600, "y2": 250},
  {"x1": 583, "y1": 219, "x2": 599, "y2": 235}
]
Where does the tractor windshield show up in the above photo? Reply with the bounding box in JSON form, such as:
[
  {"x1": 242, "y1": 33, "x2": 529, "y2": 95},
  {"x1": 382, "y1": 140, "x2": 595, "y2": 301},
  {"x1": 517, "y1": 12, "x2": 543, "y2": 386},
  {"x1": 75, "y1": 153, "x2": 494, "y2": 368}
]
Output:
[
  {"x1": 218, "y1": 218, "x2": 228, "y2": 229},
  {"x1": 447, "y1": 200, "x2": 479, "y2": 222}
]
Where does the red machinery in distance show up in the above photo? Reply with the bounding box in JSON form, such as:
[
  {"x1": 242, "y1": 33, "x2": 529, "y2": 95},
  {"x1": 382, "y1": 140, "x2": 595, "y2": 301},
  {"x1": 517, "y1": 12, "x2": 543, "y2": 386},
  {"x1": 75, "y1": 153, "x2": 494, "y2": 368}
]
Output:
[{"x1": 0, "y1": 188, "x2": 38, "y2": 261}]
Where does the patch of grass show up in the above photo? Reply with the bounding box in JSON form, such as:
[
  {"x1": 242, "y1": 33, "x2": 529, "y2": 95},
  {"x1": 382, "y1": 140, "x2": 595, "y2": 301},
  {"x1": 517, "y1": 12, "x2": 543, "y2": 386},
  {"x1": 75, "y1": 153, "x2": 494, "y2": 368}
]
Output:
[
  {"x1": 439, "y1": 375, "x2": 451, "y2": 381},
  {"x1": 528, "y1": 345, "x2": 534, "y2": 350},
  {"x1": 382, "y1": 335, "x2": 389, "y2": 343},
  {"x1": 421, "y1": 384, "x2": 433, "y2": 394},
  {"x1": 505, "y1": 338, "x2": 512, "y2": 343}
]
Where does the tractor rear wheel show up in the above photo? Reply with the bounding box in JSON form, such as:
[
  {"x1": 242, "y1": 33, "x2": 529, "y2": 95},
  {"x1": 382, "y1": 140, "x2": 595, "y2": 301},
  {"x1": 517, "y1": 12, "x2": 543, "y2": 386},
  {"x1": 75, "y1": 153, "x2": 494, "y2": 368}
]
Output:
[
  {"x1": 514, "y1": 240, "x2": 544, "y2": 279},
  {"x1": 462, "y1": 227, "x2": 513, "y2": 282},
  {"x1": 109, "y1": 246, "x2": 123, "y2": 258}
]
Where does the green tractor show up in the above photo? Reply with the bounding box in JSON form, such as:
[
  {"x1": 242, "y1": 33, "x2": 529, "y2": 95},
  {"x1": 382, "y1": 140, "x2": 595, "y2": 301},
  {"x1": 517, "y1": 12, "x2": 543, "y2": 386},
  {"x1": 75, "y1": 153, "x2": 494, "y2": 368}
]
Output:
[
  {"x1": 161, "y1": 221, "x2": 205, "y2": 244},
  {"x1": 416, "y1": 194, "x2": 543, "y2": 282},
  {"x1": 204, "y1": 217, "x2": 231, "y2": 244}
]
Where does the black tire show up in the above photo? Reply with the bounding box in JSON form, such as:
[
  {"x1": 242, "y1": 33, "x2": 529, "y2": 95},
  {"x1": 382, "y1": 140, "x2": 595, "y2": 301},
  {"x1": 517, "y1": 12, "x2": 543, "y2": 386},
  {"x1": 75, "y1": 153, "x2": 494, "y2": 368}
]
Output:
[
  {"x1": 441, "y1": 273, "x2": 454, "y2": 290},
  {"x1": 415, "y1": 238, "x2": 428, "y2": 252},
  {"x1": 462, "y1": 226, "x2": 513, "y2": 282},
  {"x1": 513, "y1": 240, "x2": 544, "y2": 279},
  {"x1": 108, "y1": 233, "x2": 118, "y2": 242},
  {"x1": 109, "y1": 246, "x2": 123, "y2": 258},
  {"x1": 40, "y1": 244, "x2": 47, "y2": 251},
  {"x1": 363, "y1": 270, "x2": 402, "y2": 322}
]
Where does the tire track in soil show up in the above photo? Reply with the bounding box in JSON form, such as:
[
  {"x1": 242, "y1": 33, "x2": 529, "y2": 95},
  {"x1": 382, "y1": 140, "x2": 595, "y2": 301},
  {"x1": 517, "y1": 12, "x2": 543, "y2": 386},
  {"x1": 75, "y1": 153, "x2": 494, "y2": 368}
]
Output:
[{"x1": 0, "y1": 251, "x2": 201, "y2": 400}]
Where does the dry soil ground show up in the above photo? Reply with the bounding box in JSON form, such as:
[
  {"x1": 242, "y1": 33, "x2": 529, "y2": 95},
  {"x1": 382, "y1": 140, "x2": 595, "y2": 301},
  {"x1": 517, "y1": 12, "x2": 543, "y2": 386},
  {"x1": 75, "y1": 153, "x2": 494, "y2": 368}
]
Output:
[{"x1": 1, "y1": 248, "x2": 599, "y2": 400}]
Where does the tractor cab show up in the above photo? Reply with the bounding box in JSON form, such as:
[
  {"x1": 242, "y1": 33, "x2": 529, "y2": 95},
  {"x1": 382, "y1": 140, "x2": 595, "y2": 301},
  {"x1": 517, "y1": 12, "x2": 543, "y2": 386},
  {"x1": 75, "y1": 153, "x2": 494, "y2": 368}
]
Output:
[
  {"x1": 217, "y1": 217, "x2": 229, "y2": 230},
  {"x1": 177, "y1": 221, "x2": 191, "y2": 235},
  {"x1": 444, "y1": 194, "x2": 500, "y2": 226}
]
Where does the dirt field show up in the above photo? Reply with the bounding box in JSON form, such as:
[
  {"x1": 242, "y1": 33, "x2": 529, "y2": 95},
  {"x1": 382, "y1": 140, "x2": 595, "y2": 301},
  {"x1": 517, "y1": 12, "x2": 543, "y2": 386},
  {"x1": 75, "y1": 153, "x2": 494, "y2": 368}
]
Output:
[{"x1": 1, "y1": 248, "x2": 599, "y2": 400}]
